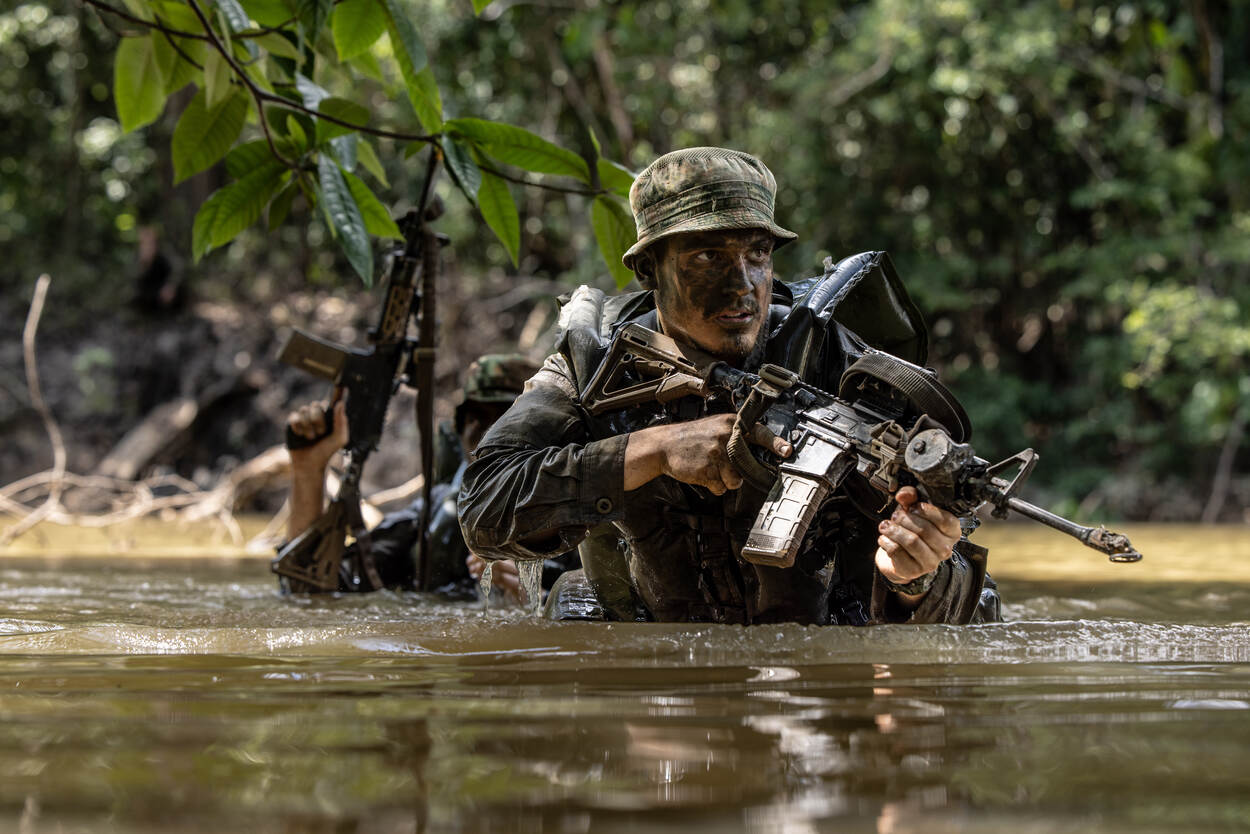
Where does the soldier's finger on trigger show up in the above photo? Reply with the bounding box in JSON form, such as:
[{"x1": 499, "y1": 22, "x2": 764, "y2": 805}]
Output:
[{"x1": 750, "y1": 422, "x2": 791, "y2": 457}]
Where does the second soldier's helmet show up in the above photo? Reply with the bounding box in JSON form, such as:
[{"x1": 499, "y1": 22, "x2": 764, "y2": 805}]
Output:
[
  {"x1": 460, "y1": 354, "x2": 540, "y2": 405},
  {"x1": 454, "y1": 354, "x2": 539, "y2": 429}
]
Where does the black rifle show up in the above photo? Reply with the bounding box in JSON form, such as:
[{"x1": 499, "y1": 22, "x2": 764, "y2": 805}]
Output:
[
  {"x1": 580, "y1": 323, "x2": 1143, "y2": 570},
  {"x1": 272, "y1": 184, "x2": 445, "y2": 593}
]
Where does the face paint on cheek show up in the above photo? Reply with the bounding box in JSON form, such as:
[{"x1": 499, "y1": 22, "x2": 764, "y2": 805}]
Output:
[{"x1": 681, "y1": 265, "x2": 763, "y2": 319}]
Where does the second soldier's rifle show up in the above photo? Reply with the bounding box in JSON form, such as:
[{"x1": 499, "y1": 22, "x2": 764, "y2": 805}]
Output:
[
  {"x1": 580, "y1": 323, "x2": 1144, "y2": 570},
  {"x1": 271, "y1": 175, "x2": 445, "y2": 593}
]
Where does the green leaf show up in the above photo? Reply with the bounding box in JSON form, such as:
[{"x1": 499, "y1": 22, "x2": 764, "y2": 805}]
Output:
[
  {"x1": 209, "y1": 163, "x2": 288, "y2": 247},
  {"x1": 328, "y1": 133, "x2": 358, "y2": 173},
  {"x1": 214, "y1": 0, "x2": 252, "y2": 31},
  {"x1": 203, "y1": 49, "x2": 233, "y2": 110},
  {"x1": 597, "y1": 159, "x2": 636, "y2": 198},
  {"x1": 332, "y1": 0, "x2": 387, "y2": 60},
  {"x1": 477, "y1": 168, "x2": 519, "y2": 267},
  {"x1": 317, "y1": 154, "x2": 374, "y2": 283},
  {"x1": 445, "y1": 118, "x2": 589, "y2": 182},
  {"x1": 150, "y1": 29, "x2": 178, "y2": 85},
  {"x1": 192, "y1": 187, "x2": 229, "y2": 261},
  {"x1": 380, "y1": 0, "x2": 425, "y2": 71},
  {"x1": 214, "y1": 0, "x2": 258, "y2": 59},
  {"x1": 382, "y1": 0, "x2": 442, "y2": 133},
  {"x1": 442, "y1": 138, "x2": 481, "y2": 204},
  {"x1": 171, "y1": 89, "x2": 249, "y2": 183},
  {"x1": 120, "y1": 0, "x2": 153, "y2": 20},
  {"x1": 150, "y1": 0, "x2": 209, "y2": 91},
  {"x1": 315, "y1": 97, "x2": 369, "y2": 143},
  {"x1": 343, "y1": 170, "x2": 402, "y2": 239},
  {"x1": 405, "y1": 66, "x2": 443, "y2": 135},
  {"x1": 285, "y1": 114, "x2": 309, "y2": 151},
  {"x1": 356, "y1": 138, "x2": 389, "y2": 187},
  {"x1": 114, "y1": 36, "x2": 167, "y2": 133},
  {"x1": 152, "y1": 1, "x2": 202, "y2": 29},
  {"x1": 225, "y1": 140, "x2": 276, "y2": 178},
  {"x1": 268, "y1": 180, "x2": 299, "y2": 230},
  {"x1": 294, "y1": 72, "x2": 329, "y2": 107},
  {"x1": 591, "y1": 195, "x2": 637, "y2": 288},
  {"x1": 295, "y1": 0, "x2": 333, "y2": 45},
  {"x1": 252, "y1": 31, "x2": 301, "y2": 59},
  {"x1": 471, "y1": 0, "x2": 494, "y2": 14},
  {"x1": 349, "y1": 49, "x2": 386, "y2": 82},
  {"x1": 148, "y1": 20, "x2": 205, "y2": 94},
  {"x1": 238, "y1": 0, "x2": 294, "y2": 27}
]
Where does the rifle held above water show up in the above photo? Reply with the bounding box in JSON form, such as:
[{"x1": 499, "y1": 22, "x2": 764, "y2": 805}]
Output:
[{"x1": 580, "y1": 323, "x2": 1144, "y2": 571}]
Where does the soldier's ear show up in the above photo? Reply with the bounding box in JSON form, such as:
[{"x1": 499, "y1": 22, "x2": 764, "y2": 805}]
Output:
[{"x1": 634, "y1": 249, "x2": 657, "y2": 291}]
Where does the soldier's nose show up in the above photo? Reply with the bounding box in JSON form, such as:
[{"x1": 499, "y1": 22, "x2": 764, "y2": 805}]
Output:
[{"x1": 728, "y1": 257, "x2": 754, "y2": 295}]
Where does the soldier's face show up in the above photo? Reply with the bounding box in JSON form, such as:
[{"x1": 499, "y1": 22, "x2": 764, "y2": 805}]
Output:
[{"x1": 650, "y1": 229, "x2": 773, "y2": 363}]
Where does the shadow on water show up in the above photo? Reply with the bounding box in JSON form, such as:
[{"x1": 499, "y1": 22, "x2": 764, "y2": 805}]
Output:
[{"x1": 0, "y1": 523, "x2": 1248, "y2": 833}]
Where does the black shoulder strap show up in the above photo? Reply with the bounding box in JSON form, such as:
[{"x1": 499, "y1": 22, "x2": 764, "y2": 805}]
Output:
[{"x1": 771, "y1": 251, "x2": 928, "y2": 378}]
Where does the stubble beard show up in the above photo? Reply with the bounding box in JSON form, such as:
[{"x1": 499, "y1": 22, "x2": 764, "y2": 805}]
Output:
[{"x1": 718, "y1": 318, "x2": 767, "y2": 370}]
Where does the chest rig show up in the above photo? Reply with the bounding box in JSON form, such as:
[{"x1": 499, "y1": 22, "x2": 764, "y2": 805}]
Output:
[{"x1": 555, "y1": 251, "x2": 930, "y2": 623}]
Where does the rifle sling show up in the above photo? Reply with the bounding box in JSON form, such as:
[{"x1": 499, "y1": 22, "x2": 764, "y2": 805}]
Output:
[
  {"x1": 414, "y1": 228, "x2": 439, "y2": 591},
  {"x1": 840, "y1": 353, "x2": 972, "y2": 442},
  {"x1": 343, "y1": 496, "x2": 385, "y2": 591}
]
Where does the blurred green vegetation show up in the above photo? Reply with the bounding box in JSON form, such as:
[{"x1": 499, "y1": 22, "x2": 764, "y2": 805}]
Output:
[{"x1": 2, "y1": 0, "x2": 1247, "y2": 520}]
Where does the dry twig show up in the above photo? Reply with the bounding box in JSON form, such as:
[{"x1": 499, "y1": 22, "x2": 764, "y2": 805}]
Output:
[{"x1": 1, "y1": 275, "x2": 66, "y2": 546}]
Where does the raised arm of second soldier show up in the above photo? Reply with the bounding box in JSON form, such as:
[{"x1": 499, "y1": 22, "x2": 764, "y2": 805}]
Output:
[{"x1": 286, "y1": 394, "x2": 349, "y2": 540}]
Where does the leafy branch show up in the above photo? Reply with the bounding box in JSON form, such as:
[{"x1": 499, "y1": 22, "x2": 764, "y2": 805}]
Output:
[{"x1": 87, "y1": 0, "x2": 638, "y2": 285}]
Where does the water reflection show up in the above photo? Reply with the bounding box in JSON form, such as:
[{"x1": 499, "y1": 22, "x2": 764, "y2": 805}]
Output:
[{"x1": 0, "y1": 525, "x2": 1249, "y2": 832}]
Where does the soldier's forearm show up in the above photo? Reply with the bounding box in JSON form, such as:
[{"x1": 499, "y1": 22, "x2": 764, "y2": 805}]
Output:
[
  {"x1": 623, "y1": 426, "x2": 668, "y2": 490},
  {"x1": 287, "y1": 458, "x2": 328, "y2": 540}
]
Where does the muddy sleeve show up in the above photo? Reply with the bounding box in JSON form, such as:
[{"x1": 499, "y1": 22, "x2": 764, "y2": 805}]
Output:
[
  {"x1": 458, "y1": 356, "x2": 629, "y2": 562},
  {"x1": 869, "y1": 538, "x2": 988, "y2": 625}
]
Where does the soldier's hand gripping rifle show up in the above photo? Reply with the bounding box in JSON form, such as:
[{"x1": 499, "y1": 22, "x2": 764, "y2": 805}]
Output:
[
  {"x1": 271, "y1": 195, "x2": 446, "y2": 593},
  {"x1": 580, "y1": 323, "x2": 1144, "y2": 570}
]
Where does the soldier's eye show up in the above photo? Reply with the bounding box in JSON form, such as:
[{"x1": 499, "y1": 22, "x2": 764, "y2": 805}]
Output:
[{"x1": 693, "y1": 251, "x2": 717, "y2": 263}]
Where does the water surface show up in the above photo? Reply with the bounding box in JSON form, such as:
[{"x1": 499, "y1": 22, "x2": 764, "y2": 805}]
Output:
[{"x1": 1, "y1": 523, "x2": 1248, "y2": 833}]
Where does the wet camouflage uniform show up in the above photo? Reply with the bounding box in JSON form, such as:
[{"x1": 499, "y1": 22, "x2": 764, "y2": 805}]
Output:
[
  {"x1": 458, "y1": 148, "x2": 998, "y2": 624},
  {"x1": 340, "y1": 354, "x2": 578, "y2": 595}
]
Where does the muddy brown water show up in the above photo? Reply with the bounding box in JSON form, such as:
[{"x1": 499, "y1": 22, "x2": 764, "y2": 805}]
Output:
[{"x1": 1, "y1": 523, "x2": 1248, "y2": 833}]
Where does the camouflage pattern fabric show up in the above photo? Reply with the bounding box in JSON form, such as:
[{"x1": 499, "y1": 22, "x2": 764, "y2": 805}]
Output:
[
  {"x1": 622, "y1": 147, "x2": 798, "y2": 271},
  {"x1": 460, "y1": 354, "x2": 540, "y2": 404}
]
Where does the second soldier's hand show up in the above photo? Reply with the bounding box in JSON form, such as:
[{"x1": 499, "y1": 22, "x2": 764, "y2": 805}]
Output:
[
  {"x1": 623, "y1": 414, "x2": 791, "y2": 494},
  {"x1": 288, "y1": 390, "x2": 350, "y2": 475}
]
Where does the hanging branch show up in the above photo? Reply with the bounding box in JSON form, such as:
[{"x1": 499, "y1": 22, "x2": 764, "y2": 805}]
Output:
[{"x1": 2, "y1": 276, "x2": 66, "y2": 547}]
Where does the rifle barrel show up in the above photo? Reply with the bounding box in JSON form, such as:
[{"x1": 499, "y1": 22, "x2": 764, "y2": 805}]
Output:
[{"x1": 1004, "y1": 496, "x2": 1143, "y2": 562}]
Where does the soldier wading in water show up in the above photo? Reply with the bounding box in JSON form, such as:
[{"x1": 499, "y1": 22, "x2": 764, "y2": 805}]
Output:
[
  {"x1": 458, "y1": 147, "x2": 1001, "y2": 624},
  {"x1": 286, "y1": 354, "x2": 577, "y2": 599}
]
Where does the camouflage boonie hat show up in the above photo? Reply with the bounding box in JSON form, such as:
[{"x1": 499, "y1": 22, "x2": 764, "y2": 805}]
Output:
[
  {"x1": 459, "y1": 354, "x2": 540, "y2": 405},
  {"x1": 621, "y1": 147, "x2": 798, "y2": 271}
]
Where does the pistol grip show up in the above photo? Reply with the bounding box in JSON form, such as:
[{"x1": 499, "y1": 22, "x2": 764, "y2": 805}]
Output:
[
  {"x1": 740, "y1": 472, "x2": 831, "y2": 568},
  {"x1": 285, "y1": 409, "x2": 335, "y2": 451}
]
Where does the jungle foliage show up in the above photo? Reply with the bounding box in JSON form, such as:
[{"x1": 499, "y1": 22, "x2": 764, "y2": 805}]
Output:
[{"x1": 3, "y1": 0, "x2": 1248, "y2": 520}]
